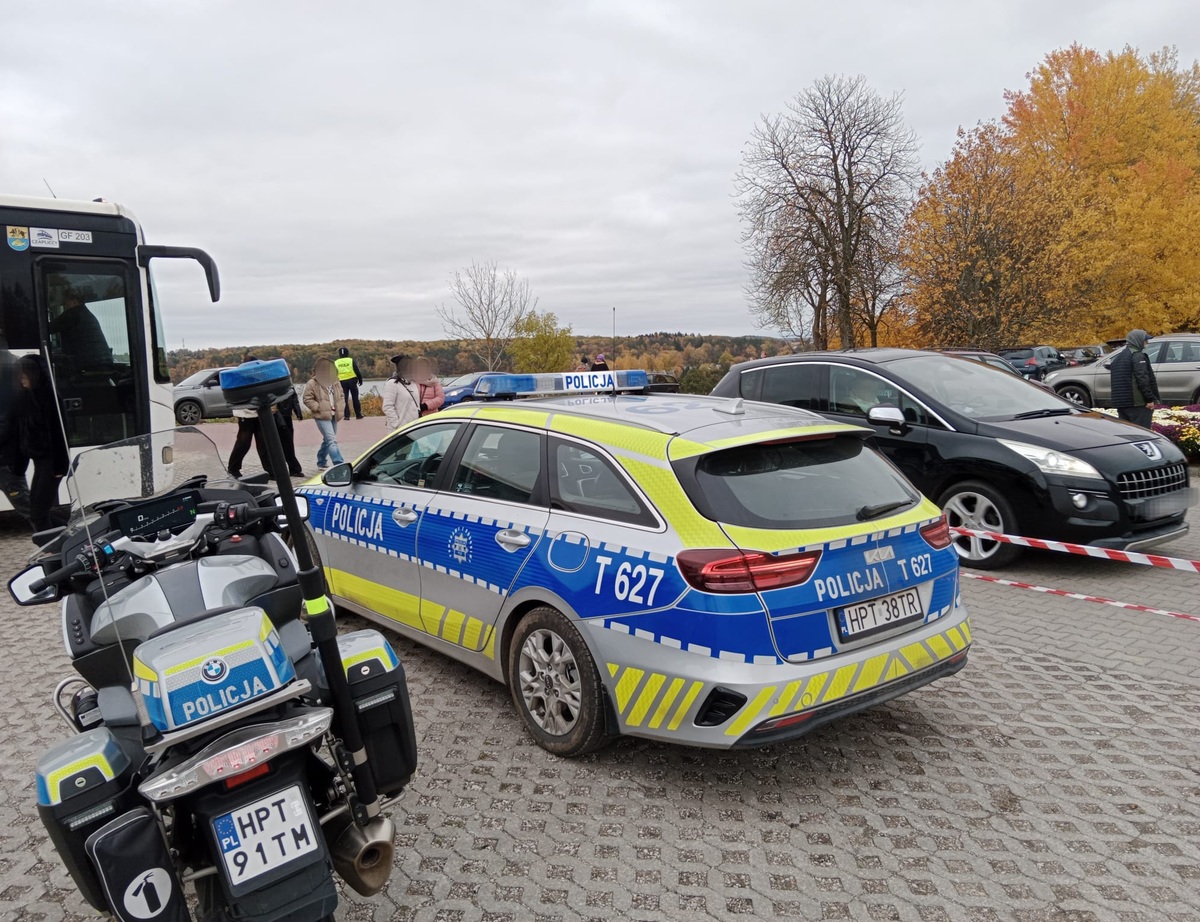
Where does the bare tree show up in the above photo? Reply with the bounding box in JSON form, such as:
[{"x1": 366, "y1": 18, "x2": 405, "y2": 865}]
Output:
[
  {"x1": 736, "y1": 74, "x2": 919, "y2": 348},
  {"x1": 436, "y1": 261, "x2": 537, "y2": 370}
]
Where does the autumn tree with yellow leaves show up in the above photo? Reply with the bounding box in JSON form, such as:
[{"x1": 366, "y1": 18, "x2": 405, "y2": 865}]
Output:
[{"x1": 901, "y1": 45, "x2": 1200, "y2": 348}]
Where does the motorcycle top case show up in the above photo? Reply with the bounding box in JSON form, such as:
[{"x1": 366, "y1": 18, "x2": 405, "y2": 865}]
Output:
[
  {"x1": 339, "y1": 629, "x2": 417, "y2": 796},
  {"x1": 133, "y1": 606, "x2": 296, "y2": 733}
]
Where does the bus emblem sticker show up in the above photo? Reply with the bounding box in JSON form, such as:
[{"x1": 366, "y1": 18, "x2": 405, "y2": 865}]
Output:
[
  {"x1": 6, "y1": 226, "x2": 29, "y2": 251},
  {"x1": 30, "y1": 227, "x2": 60, "y2": 249}
]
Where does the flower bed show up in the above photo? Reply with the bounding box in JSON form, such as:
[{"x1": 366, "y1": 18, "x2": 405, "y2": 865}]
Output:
[{"x1": 1093, "y1": 405, "x2": 1200, "y2": 459}]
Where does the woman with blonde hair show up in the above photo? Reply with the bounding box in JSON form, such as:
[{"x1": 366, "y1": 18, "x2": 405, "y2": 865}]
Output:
[
  {"x1": 412, "y1": 355, "x2": 445, "y2": 417},
  {"x1": 302, "y1": 357, "x2": 346, "y2": 469}
]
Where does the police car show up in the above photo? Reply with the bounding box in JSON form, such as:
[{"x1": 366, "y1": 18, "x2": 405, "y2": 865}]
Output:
[{"x1": 298, "y1": 371, "x2": 970, "y2": 755}]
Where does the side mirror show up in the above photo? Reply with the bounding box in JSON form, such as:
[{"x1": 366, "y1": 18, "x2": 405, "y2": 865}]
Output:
[
  {"x1": 867, "y1": 405, "x2": 909, "y2": 433},
  {"x1": 9, "y1": 565, "x2": 59, "y2": 605},
  {"x1": 273, "y1": 494, "x2": 309, "y2": 530},
  {"x1": 322, "y1": 463, "x2": 353, "y2": 488}
]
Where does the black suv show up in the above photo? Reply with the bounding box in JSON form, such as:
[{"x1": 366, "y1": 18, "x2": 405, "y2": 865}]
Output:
[
  {"x1": 997, "y1": 345, "x2": 1069, "y2": 380},
  {"x1": 712, "y1": 349, "x2": 1192, "y2": 568}
]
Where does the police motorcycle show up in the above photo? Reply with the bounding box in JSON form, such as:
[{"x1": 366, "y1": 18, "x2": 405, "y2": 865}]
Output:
[{"x1": 8, "y1": 360, "x2": 417, "y2": 922}]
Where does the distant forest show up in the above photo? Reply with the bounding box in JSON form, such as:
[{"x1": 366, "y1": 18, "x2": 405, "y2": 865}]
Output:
[{"x1": 168, "y1": 333, "x2": 793, "y2": 393}]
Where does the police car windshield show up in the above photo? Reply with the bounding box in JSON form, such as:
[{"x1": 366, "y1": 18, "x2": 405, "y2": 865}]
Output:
[
  {"x1": 890, "y1": 354, "x2": 1071, "y2": 420},
  {"x1": 678, "y1": 436, "x2": 918, "y2": 530}
]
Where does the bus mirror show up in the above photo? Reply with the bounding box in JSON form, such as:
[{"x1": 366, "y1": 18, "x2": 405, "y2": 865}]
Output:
[{"x1": 137, "y1": 245, "x2": 221, "y2": 302}]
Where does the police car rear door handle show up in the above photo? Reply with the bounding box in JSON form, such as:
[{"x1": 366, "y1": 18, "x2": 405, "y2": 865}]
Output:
[
  {"x1": 496, "y1": 529, "x2": 531, "y2": 550},
  {"x1": 392, "y1": 507, "x2": 418, "y2": 527}
]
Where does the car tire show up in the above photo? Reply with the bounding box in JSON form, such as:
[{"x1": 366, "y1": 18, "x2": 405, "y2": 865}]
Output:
[
  {"x1": 175, "y1": 399, "x2": 203, "y2": 426},
  {"x1": 937, "y1": 480, "x2": 1021, "y2": 570},
  {"x1": 507, "y1": 606, "x2": 607, "y2": 757},
  {"x1": 1056, "y1": 383, "x2": 1091, "y2": 407}
]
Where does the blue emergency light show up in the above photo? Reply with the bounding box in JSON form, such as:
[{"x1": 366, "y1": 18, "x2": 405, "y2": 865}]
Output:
[
  {"x1": 475, "y1": 369, "x2": 650, "y2": 399},
  {"x1": 219, "y1": 359, "x2": 295, "y2": 409}
]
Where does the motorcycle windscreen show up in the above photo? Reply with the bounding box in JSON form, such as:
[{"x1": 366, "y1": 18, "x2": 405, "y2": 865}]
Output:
[{"x1": 85, "y1": 806, "x2": 188, "y2": 922}]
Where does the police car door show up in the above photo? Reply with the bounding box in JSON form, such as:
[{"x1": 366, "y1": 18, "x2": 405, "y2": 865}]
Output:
[
  {"x1": 415, "y1": 423, "x2": 550, "y2": 653},
  {"x1": 321, "y1": 421, "x2": 462, "y2": 632}
]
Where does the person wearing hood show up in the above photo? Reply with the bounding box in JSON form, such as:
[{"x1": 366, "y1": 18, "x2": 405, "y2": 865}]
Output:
[
  {"x1": 1109, "y1": 329, "x2": 1160, "y2": 429},
  {"x1": 0, "y1": 355, "x2": 68, "y2": 532},
  {"x1": 303, "y1": 357, "x2": 347, "y2": 469},
  {"x1": 383, "y1": 354, "x2": 422, "y2": 431},
  {"x1": 334, "y1": 346, "x2": 365, "y2": 421},
  {"x1": 412, "y1": 356, "x2": 445, "y2": 417},
  {"x1": 590, "y1": 353, "x2": 610, "y2": 371}
]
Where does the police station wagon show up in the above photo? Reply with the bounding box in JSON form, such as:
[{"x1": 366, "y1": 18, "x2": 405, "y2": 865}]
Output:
[{"x1": 298, "y1": 373, "x2": 971, "y2": 755}]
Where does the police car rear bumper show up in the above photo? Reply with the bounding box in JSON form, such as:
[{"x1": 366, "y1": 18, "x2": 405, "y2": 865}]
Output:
[{"x1": 591, "y1": 605, "x2": 971, "y2": 749}]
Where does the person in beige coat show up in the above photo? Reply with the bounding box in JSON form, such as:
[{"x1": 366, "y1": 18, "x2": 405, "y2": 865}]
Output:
[{"x1": 303, "y1": 357, "x2": 347, "y2": 469}]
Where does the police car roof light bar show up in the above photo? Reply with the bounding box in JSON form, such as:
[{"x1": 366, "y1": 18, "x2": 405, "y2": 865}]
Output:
[{"x1": 475, "y1": 369, "x2": 650, "y2": 400}]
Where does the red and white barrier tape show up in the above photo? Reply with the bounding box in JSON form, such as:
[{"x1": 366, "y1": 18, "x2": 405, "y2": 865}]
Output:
[
  {"x1": 950, "y1": 527, "x2": 1200, "y2": 572},
  {"x1": 961, "y1": 572, "x2": 1200, "y2": 624}
]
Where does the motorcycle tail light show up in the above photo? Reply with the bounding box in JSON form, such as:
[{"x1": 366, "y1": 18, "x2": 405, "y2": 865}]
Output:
[
  {"x1": 138, "y1": 708, "x2": 332, "y2": 803},
  {"x1": 224, "y1": 761, "x2": 271, "y2": 790}
]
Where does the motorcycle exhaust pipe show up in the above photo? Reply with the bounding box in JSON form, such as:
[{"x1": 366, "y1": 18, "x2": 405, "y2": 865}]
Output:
[{"x1": 326, "y1": 814, "x2": 396, "y2": 896}]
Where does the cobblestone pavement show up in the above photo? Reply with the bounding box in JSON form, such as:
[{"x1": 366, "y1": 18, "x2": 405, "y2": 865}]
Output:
[{"x1": 1, "y1": 503, "x2": 1199, "y2": 921}]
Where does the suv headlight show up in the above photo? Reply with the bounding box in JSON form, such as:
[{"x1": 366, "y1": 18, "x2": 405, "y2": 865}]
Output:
[{"x1": 998, "y1": 439, "x2": 1104, "y2": 480}]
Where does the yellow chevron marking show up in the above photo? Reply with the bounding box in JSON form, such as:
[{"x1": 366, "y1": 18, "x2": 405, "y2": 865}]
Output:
[
  {"x1": 667, "y1": 681, "x2": 704, "y2": 731},
  {"x1": 901, "y1": 641, "x2": 935, "y2": 671},
  {"x1": 461, "y1": 617, "x2": 483, "y2": 651},
  {"x1": 615, "y1": 667, "x2": 645, "y2": 714},
  {"x1": 852, "y1": 653, "x2": 889, "y2": 694},
  {"x1": 725, "y1": 685, "x2": 777, "y2": 737},
  {"x1": 419, "y1": 598, "x2": 446, "y2": 635},
  {"x1": 945, "y1": 626, "x2": 965, "y2": 651},
  {"x1": 885, "y1": 657, "x2": 909, "y2": 681},
  {"x1": 823, "y1": 664, "x2": 859, "y2": 704},
  {"x1": 961, "y1": 620, "x2": 972, "y2": 643},
  {"x1": 648, "y1": 677, "x2": 685, "y2": 729},
  {"x1": 627, "y1": 673, "x2": 665, "y2": 727},
  {"x1": 768, "y1": 681, "x2": 804, "y2": 717},
  {"x1": 796, "y1": 671, "x2": 828, "y2": 711},
  {"x1": 607, "y1": 663, "x2": 619, "y2": 678},
  {"x1": 440, "y1": 609, "x2": 466, "y2": 645},
  {"x1": 927, "y1": 633, "x2": 953, "y2": 660},
  {"x1": 482, "y1": 627, "x2": 496, "y2": 660}
]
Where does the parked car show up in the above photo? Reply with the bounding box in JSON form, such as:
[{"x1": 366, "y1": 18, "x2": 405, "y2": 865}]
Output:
[
  {"x1": 1059, "y1": 344, "x2": 1108, "y2": 365},
  {"x1": 173, "y1": 367, "x2": 233, "y2": 424},
  {"x1": 997, "y1": 346, "x2": 1069, "y2": 380},
  {"x1": 712, "y1": 349, "x2": 1191, "y2": 568},
  {"x1": 940, "y1": 350, "x2": 1056, "y2": 392},
  {"x1": 441, "y1": 372, "x2": 498, "y2": 407},
  {"x1": 1044, "y1": 333, "x2": 1200, "y2": 407},
  {"x1": 646, "y1": 372, "x2": 681, "y2": 393}
]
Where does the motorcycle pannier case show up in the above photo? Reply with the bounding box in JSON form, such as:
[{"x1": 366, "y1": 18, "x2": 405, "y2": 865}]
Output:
[
  {"x1": 35, "y1": 728, "x2": 140, "y2": 913},
  {"x1": 339, "y1": 630, "x2": 417, "y2": 795},
  {"x1": 85, "y1": 806, "x2": 188, "y2": 922}
]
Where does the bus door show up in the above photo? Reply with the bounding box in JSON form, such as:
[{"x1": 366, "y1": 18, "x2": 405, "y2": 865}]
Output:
[{"x1": 37, "y1": 258, "x2": 144, "y2": 448}]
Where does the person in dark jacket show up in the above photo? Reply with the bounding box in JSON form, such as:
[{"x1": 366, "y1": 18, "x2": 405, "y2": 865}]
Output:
[
  {"x1": 1109, "y1": 329, "x2": 1159, "y2": 429},
  {"x1": 48, "y1": 288, "x2": 112, "y2": 369},
  {"x1": 275, "y1": 364, "x2": 305, "y2": 477},
  {"x1": 2, "y1": 355, "x2": 69, "y2": 531},
  {"x1": 227, "y1": 354, "x2": 272, "y2": 478},
  {"x1": 334, "y1": 347, "x2": 365, "y2": 420},
  {"x1": 0, "y1": 347, "x2": 31, "y2": 522},
  {"x1": 590, "y1": 353, "x2": 610, "y2": 372}
]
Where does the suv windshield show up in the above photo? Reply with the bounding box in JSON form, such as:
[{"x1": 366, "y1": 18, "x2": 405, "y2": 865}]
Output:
[
  {"x1": 890, "y1": 354, "x2": 1071, "y2": 420},
  {"x1": 675, "y1": 435, "x2": 918, "y2": 530}
]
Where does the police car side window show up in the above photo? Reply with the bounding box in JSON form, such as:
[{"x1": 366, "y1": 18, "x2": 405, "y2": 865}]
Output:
[
  {"x1": 360, "y1": 423, "x2": 459, "y2": 488},
  {"x1": 449, "y1": 425, "x2": 545, "y2": 506},
  {"x1": 550, "y1": 439, "x2": 657, "y2": 527}
]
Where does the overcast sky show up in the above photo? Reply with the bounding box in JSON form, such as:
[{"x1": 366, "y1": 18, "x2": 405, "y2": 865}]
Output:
[{"x1": 2, "y1": 1, "x2": 1197, "y2": 348}]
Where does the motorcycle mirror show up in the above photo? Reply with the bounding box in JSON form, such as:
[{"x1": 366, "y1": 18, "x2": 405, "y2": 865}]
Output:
[
  {"x1": 8, "y1": 565, "x2": 59, "y2": 605},
  {"x1": 274, "y1": 494, "x2": 309, "y2": 529},
  {"x1": 322, "y1": 463, "x2": 353, "y2": 488}
]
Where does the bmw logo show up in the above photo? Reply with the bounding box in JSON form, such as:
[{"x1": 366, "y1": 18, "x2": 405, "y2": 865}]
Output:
[{"x1": 200, "y1": 657, "x2": 228, "y2": 684}]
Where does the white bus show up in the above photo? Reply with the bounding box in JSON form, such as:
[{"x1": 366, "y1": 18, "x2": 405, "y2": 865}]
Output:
[{"x1": 0, "y1": 194, "x2": 219, "y2": 512}]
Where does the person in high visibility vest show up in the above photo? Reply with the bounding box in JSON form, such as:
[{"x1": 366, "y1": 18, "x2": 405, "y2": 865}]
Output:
[{"x1": 334, "y1": 347, "x2": 365, "y2": 420}]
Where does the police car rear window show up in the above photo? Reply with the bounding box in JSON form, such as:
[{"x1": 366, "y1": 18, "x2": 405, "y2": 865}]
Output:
[{"x1": 676, "y1": 436, "x2": 919, "y2": 530}]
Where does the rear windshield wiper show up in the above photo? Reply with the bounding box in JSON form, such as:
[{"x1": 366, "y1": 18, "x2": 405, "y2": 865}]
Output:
[
  {"x1": 856, "y1": 499, "x2": 911, "y2": 521},
  {"x1": 1011, "y1": 407, "x2": 1075, "y2": 420}
]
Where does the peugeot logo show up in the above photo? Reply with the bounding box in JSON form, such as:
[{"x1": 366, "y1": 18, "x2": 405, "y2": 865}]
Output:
[
  {"x1": 1133, "y1": 441, "x2": 1162, "y2": 461},
  {"x1": 200, "y1": 657, "x2": 228, "y2": 684}
]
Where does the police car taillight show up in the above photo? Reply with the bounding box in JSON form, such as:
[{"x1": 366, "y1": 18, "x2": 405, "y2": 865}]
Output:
[
  {"x1": 676, "y1": 549, "x2": 821, "y2": 593},
  {"x1": 919, "y1": 515, "x2": 951, "y2": 549}
]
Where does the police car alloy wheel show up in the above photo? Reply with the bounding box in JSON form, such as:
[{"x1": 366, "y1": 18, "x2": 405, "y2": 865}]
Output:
[
  {"x1": 508, "y1": 607, "x2": 607, "y2": 757},
  {"x1": 938, "y1": 480, "x2": 1020, "y2": 569}
]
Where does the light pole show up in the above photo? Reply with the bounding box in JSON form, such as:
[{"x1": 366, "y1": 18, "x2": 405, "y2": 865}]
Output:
[{"x1": 612, "y1": 307, "x2": 616, "y2": 368}]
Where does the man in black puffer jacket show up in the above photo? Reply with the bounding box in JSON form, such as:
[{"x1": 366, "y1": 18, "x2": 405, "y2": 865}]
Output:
[{"x1": 1109, "y1": 329, "x2": 1159, "y2": 429}]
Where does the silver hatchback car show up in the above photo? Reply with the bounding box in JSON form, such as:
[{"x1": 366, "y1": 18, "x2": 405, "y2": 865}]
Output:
[
  {"x1": 173, "y1": 367, "x2": 234, "y2": 424},
  {"x1": 1044, "y1": 333, "x2": 1200, "y2": 407}
]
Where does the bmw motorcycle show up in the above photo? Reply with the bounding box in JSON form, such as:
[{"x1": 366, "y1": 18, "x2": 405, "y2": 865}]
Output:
[{"x1": 9, "y1": 361, "x2": 416, "y2": 922}]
